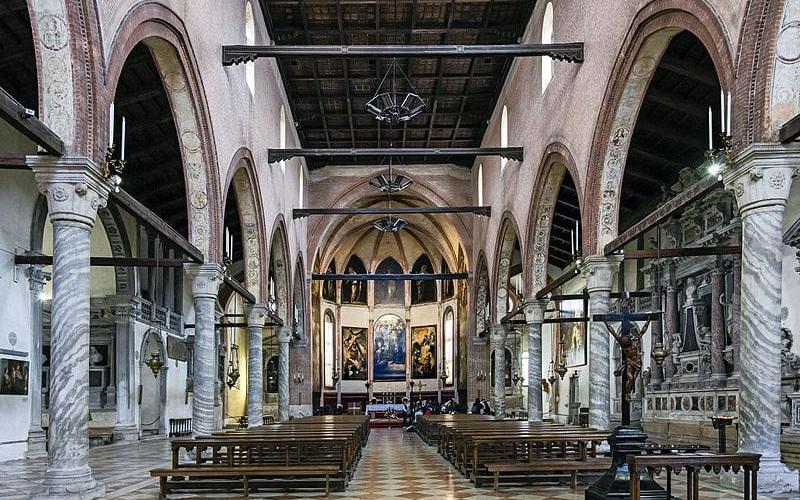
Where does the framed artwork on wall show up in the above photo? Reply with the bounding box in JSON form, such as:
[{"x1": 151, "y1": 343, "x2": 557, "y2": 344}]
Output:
[
  {"x1": 0, "y1": 358, "x2": 29, "y2": 395},
  {"x1": 342, "y1": 327, "x2": 368, "y2": 380},
  {"x1": 560, "y1": 307, "x2": 587, "y2": 368},
  {"x1": 373, "y1": 314, "x2": 406, "y2": 380},
  {"x1": 411, "y1": 325, "x2": 437, "y2": 378}
]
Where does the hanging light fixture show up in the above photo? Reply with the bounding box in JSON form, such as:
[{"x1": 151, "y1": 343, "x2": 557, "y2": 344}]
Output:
[
  {"x1": 366, "y1": 59, "x2": 426, "y2": 124},
  {"x1": 225, "y1": 297, "x2": 241, "y2": 389},
  {"x1": 145, "y1": 351, "x2": 164, "y2": 378},
  {"x1": 369, "y1": 173, "x2": 413, "y2": 193},
  {"x1": 373, "y1": 217, "x2": 408, "y2": 233}
]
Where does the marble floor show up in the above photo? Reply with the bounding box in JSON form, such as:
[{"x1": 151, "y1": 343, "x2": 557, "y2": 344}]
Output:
[{"x1": 0, "y1": 428, "x2": 793, "y2": 499}]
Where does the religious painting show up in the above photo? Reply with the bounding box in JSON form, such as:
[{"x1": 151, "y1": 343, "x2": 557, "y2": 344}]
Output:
[
  {"x1": 265, "y1": 355, "x2": 279, "y2": 393},
  {"x1": 411, "y1": 255, "x2": 436, "y2": 304},
  {"x1": 0, "y1": 358, "x2": 29, "y2": 395},
  {"x1": 322, "y1": 260, "x2": 337, "y2": 302},
  {"x1": 342, "y1": 327, "x2": 368, "y2": 380},
  {"x1": 374, "y1": 258, "x2": 404, "y2": 306},
  {"x1": 373, "y1": 314, "x2": 406, "y2": 380},
  {"x1": 441, "y1": 258, "x2": 455, "y2": 300},
  {"x1": 490, "y1": 348, "x2": 512, "y2": 387},
  {"x1": 411, "y1": 325, "x2": 437, "y2": 378},
  {"x1": 560, "y1": 302, "x2": 587, "y2": 367},
  {"x1": 342, "y1": 255, "x2": 367, "y2": 305}
]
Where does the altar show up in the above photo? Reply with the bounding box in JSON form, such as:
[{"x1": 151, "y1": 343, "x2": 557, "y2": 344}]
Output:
[{"x1": 365, "y1": 403, "x2": 405, "y2": 414}]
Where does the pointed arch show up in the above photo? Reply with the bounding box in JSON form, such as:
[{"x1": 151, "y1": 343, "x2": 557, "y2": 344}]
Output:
[
  {"x1": 292, "y1": 253, "x2": 307, "y2": 340},
  {"x1": 493, "y1": 213, "x2": 523, "y2": 320},
  {"x1": 268, "y1": 216, "x2": 291, "y2": 321},
  {"x1": 475, "y1": 252, "x2": 491, "y2": 336}
]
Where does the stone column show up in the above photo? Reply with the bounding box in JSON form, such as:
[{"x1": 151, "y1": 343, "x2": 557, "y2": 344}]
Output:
[
  {"x1": 112, "y1": 299, "x2": 138, "y2": 441},
  {"x1": 245, "y1": 303, "x2": 267, "y2": 428},
  {"x1": 710, "y1": 265, "x2": 727, "y2": 382},
  {"x1": 580, "y1": 255, "x2": 622, "y2": 431},
  {"x1": 185, "y1": 263, "x2": 223, "y2": 437},
  {"x1": 277, "y1": 326, "x2": 292, "y2": 421},
  {"x1": 491, "y1": 324, "x2": 507, "y2": 417},
  {"x1": 663, "y1": 283, "x2": 679, "y2": 380},
  {"x1": 25, "y1": 264, "x2": 50, "y2": 459},
  {"x1": 647, "y1": 267, "x2": 665, "y2": 388},
  {"x1": 29, "y1": 157, "x2": 109, "y2": 500},
  {"x1": 723, "y1": 144, "x2": 799, "y2": 492},
  {"x1": 524, "y1": 299, "x2": 548, "y2": 422}
]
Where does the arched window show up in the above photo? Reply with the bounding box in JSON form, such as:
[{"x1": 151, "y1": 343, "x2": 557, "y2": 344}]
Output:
[
  {"x1": 443, "y1": 308, "x2": 455, "y2": 385},
  {"x1": 323, "y1": 310, "x2": 335, "y2": 388},
  {"x1": 541, "y1": 2, "x2": 554, "y2": 94},
  {"x1": 299, "y1": 167, "x2": 304, "y2": 207},
  {"x1": 279, "y1": 105, "x2": 287, "y2": 172},
  {"x1": 477, "y1": 163, "x2": 484, "y2": 206},
  {"x1": 500, "y1": 105, "x2": 508, "y2": 169},
  {"x1": 244, "y1": 1, "x2": 255, "y2": 96}
]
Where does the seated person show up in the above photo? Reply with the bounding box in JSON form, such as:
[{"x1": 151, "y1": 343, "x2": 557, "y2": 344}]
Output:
[{"x1": 470, "y1": 398, "x2": 483, "y2": 414}]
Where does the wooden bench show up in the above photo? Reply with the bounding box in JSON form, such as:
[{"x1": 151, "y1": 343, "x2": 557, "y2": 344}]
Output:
[
  {"x1": 88, "y1": 427, "x2": 114, "y2": 446},
  {"x1": 486, "y1": 457, "x2": 611, "y2": 491},
  {"x1": 150, "y1": 464, "x2": 340, "y2": 498}
]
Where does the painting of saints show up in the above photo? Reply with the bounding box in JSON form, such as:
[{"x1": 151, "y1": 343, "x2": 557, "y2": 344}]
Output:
[
  {"x1": 342, "y1": 256, "x2": 367, "y2": 304},
  {"x1": 411, "y1": 326, "x2": 437, "y2": 378},
  {"x1": 0, "y1": 358, "x2": 29, "y2": 395},
  {"x1": 411, "y1": 255, "x2": 437, "y2": 304},
  {"x1": 373, "y1": 314, "x2": 406, "y2": 380},
  {"x1": 560, "y1": 306, "x2": 587, "y2": 367},
  {"x1": 342, "y1": 327, "x2": 368, "y2": 380}
]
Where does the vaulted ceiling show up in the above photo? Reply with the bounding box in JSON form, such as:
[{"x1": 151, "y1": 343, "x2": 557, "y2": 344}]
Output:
[{"x1": 258, "y1": 0, "x2": 536, "y2": 170}]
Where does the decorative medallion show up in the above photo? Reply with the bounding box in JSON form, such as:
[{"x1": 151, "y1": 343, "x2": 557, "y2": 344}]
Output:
[
  {"x1": 52, "y1": 186, "x2": 69, "y2": 202},
  {"x1": 769, "y1": 171, "x2": 787, "y2": 190},
  {"x1": 8, "y1": 331, "x2": 17, "y2": 346},
  {"x1": 777, "y1": 21, "x2": 800, "y2": 64},
  {"x1": 38, "y1": 13, "x2": 69, "y2": 51},
  {"x1": 191, "y1": 190, "x2": 208, "y2": 209},
  {"x1": 163, "y1": 71, "x2": 187, "y2": 92},
  {"x1": 181, "y1": 130, "x2": 202, "y2": 152},
  {"x1": 631, "y1": 56, "x2": 657, "y2": 77}
]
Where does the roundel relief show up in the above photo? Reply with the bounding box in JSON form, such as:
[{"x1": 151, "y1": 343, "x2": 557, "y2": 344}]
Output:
[
  {"x1": 181, "y1": 130, "x2": 201, "y2": 152},
  {"x1": 163, "y1": 71, "x2": 188, "y2": 92},
  {"x1": 777, "y1": 22, "x2": 800, "y2": 64}
]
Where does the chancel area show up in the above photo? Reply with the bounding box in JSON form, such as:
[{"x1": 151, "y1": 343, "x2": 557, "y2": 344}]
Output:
[{"x1": 1, "y1": 0, "x2": 800, "y2": 499}]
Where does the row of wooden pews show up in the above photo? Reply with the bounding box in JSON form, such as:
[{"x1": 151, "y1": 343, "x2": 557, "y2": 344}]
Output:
[
  {"x1": 417, "y1": 414, "x2": 612, "y2": 490},
  {"x1": 150, "y1": 415, "x2": 369, "y2": 498}
]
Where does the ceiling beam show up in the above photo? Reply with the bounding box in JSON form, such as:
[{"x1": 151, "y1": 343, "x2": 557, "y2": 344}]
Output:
[
  {"x1": 294, "y1": 205, "x2": 491, "y2": 218},
  {"x1": 222, "y1": 43, "x2": 585, "y2": 65},
  {"x1": 312, "y1": 273, "x2": 469, "y2": 281},
  {"x1": 0, "y1": 86, "x2": 64, "y2": 156},
  {"x1": 269, "y1": 147, "x2": 523, "y2": 162},
  {"x1": 780, "y1": 113, "x2": 800, "y2": 143}
]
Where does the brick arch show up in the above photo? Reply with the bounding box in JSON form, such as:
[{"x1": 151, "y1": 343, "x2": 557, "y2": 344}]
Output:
[
  {"x1": 269, "y1": 215, "x2": 291, "y2": 321},
  {"x1": 475, "y1": 251, "x2": 491, "y2": 335},
  {"x1": 583, "y1": 0, "x2": 735, "y2": 253},
  {"x1": 524, "y1": 142, "x2": 582, "y2": 294},
  {"x1": 223, "y1": 148, "x2": 267, "y2": 301},
  {"x1": 492, "y1": 213, "x2": 523, "y2": 321},
  {"x1": 103, "y1": 3, "x2": 222, "y2": 260}
]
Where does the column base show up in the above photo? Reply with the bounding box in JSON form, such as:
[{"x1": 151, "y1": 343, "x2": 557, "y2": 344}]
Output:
[
  {"x1": 25, "y1": 429, "x2": 47, "y2": 459},
  {"x1": 289, "y1": 404, "x2": 313, "y2": 419},
  {"x1": 527, "y1": 411, "x2": 543, "y2": 423},
  {"x1": 31, "y1": 467, "x2": 105, "y2": 500},
  {"x1": 112, "y1": 424, "x2": 139, "y2": 442},
  {"x1": 720, "y1": 457, "x2": 798, "y2": 493}
]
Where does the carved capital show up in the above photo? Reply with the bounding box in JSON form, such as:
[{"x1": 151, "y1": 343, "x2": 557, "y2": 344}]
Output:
[
  {"x1": 25, "y1": 264, "x2": 50, "y2": 291},
  {"x1": 28, "y1": 156, "x2": 110, "y2": 228},
  {"x1": 723, "y1": 143, "x2": 800, "y2": 214},
  {"x1": 523, "y1": 299, "x2": 549, "y2": 324},
  {"x1": 277, "y1": 326, "x2": 293, "y2": 344},
  {"x1": 185, "y1": 263, "x2": 224, "y2": 299},
  {"x1": 579, "y1": 255, "x2": 622, "y2": 294},
  {"x1": 245, "y1": 303, "x2": 269, "y2": 328}
]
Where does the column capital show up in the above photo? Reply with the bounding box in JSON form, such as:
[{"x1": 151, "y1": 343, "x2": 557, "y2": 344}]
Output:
[
  {"x1": 490, "y1": 324, "x2": 508, "y2": 345},
  {"x1": 28, "y1": 156, "x2": 110, "y2": 228},
  {"x1": 25, "y1": 264, "x2": 50, "y2": 291},
  {"x1": 246, "y1": 303, "x2": 269, "y2": 328},
  {"x1": 523, "y1": 299, "x2": 549, "y2": 324},
  {"x1": 277, "y1": 325, "x2": 293, "y2": 343},
  {"x1": 723, "y1": 143, "x2": 800, "y2": 214},
  {"x1": 185, "y1": 263, "x2": 224, "y2": 299},
  {"x1": 579, "y1": 255, "x2": 622, "y2": 294}
]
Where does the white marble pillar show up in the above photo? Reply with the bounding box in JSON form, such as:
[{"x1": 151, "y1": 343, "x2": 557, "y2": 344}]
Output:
[
  {"x1": 580, "y1": 255, "x2": 622, "y2": 431},
  {"x1": 723, "y1": 144, "x2": 800, "y2": 493},
  {"x1": 185, "y1": 263, "x2": 223, "y2": 437},
  {"x1": 29, "y1": 157, "x2": 109, "y2": 500},
  {"x1": 111, "y1": 299, "x2": 138, "y2": 441},
  {"x1": 277, "y1": 326, "x2": 292, "y2": 421},
  {"x1": 246, "y1": 303, "x2": 267, "y2": 428},
  {"x1": 524, "y1": 299, "x2": 548, "y2": 422},
  {"x1": 491, "y1": 324, "x2": 507, "y2": 417},
  {"x1": 25, "y1": 264, "x2": 50, "y2": 459}
]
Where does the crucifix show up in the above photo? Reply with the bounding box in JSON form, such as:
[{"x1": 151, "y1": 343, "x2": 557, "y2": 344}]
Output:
[{"x1": 593, "y1": 293, "x2": 661, "y2": 427}]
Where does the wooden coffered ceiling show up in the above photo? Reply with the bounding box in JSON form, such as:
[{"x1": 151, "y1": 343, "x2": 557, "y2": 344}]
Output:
[{"x1": 258, "y1": 0, "x2": 537, "y2": 170}]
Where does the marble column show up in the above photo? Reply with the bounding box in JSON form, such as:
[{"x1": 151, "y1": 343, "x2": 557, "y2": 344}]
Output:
[
  {"x1": 491, "y1": 324, "x2": 507, "y2": 417},
  {"x1": 647, "y1": 267, "x2": 665, "y2": 388},
  {"x1": 29, "y1": 157, "x2": 109, "y2": 500},
  {"x1": 710, "y1": 265, "x2": 727, "y2": 382},
  {"x1": 524, "y1": 299, "x2": 548, "y2": 422},
  {"x1": 246, "y1": 303, "x2": 268, "y2": 428},
  {"x1": 112, "y1": 299, "x2": 138, "y2": 441},
  {"x1": 25, "y1": 264, "x2": 49, "y2": 459},
  {"x1": 663, "y1": 283, "x2": 679, "y2": 380},
  {"x1": 580, "y1": 255, "x2": 622, "y2": 431},
  {"x1": 185, "y1": 263, "x2": 223, "y2": 437},
  {"x1": 277, "y1": 326, "x2": 292, "y2": 421},
  {"x1": 723, "y1": 143, "x2": 799, "y2": 493}
]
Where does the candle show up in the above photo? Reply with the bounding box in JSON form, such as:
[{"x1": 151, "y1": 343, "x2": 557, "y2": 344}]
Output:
[
  {"x1": 120, "y1": 116, "x2": 126, "y2": 160},
  {"x1": 720, "y1": 90, "x2": 725, "y2": 134},
  {"x1": 575, "y1": 220, "x2": 579, "y2": 253},
  {"x1": 108, "y1": 103, "x2": 115, "y2": 148},
  {"x1": 726, "y1": 91, "x2": 732, "y2": 136},
  {"x1": 570, "y1": 229, "x2": 575, "y2": 256},
  {"x1": 707, "y1": 106, "x2": 713, "y2": 150},
  {"x1": 225, "y1": 228, "x2": 230, "y2": 258}
]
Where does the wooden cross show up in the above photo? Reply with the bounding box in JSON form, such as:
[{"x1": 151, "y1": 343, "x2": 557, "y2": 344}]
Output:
[{"x1": 592, "y1": 295, "x2": 661, "y2": 427}]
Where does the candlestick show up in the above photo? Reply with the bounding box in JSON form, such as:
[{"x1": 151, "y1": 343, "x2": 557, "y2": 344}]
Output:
[
  {"x1": 108, "y1": 103, "x2": 115, "y2": 148},
  {"x1": 726, "y1": 91, "x2": 732, "y2": 135},
  {"x1": 707, "y1": 106, "x2": 713, "y2": 150},
  {"x1": 719, "y1": 90, "x2": 725, "y2": 134},
  {"x1": 570, "y1": 229, "x2": 575, "y2": 256},
  {"x1": 120, "y1": 116, "x2": 126, "y2": 161}
]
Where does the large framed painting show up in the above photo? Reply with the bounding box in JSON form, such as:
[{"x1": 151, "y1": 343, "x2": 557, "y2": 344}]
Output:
[
  {"x1": 411, "y1": 325, "x2": 437, "y2": 378},
  {"x1": 374, "y1": 258, "x2": 404, "y2": 306},
  {"x1": 342, "y1": 327, "x2": 368, "y2": 380},
  {"x1": 373, "y1": 314, "x2": 406, "y2": 380},
  {"x1": 560, "y1": 306, "x2": 587, "y2": 367},
  {"x1": 0, "y1": 358, "x2": 29, "y2": 395}
]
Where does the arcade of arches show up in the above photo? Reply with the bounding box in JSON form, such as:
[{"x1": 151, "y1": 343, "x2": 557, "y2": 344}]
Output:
[{"x1": 1, "y1": 1, "x2": 800, "y2": 498}]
